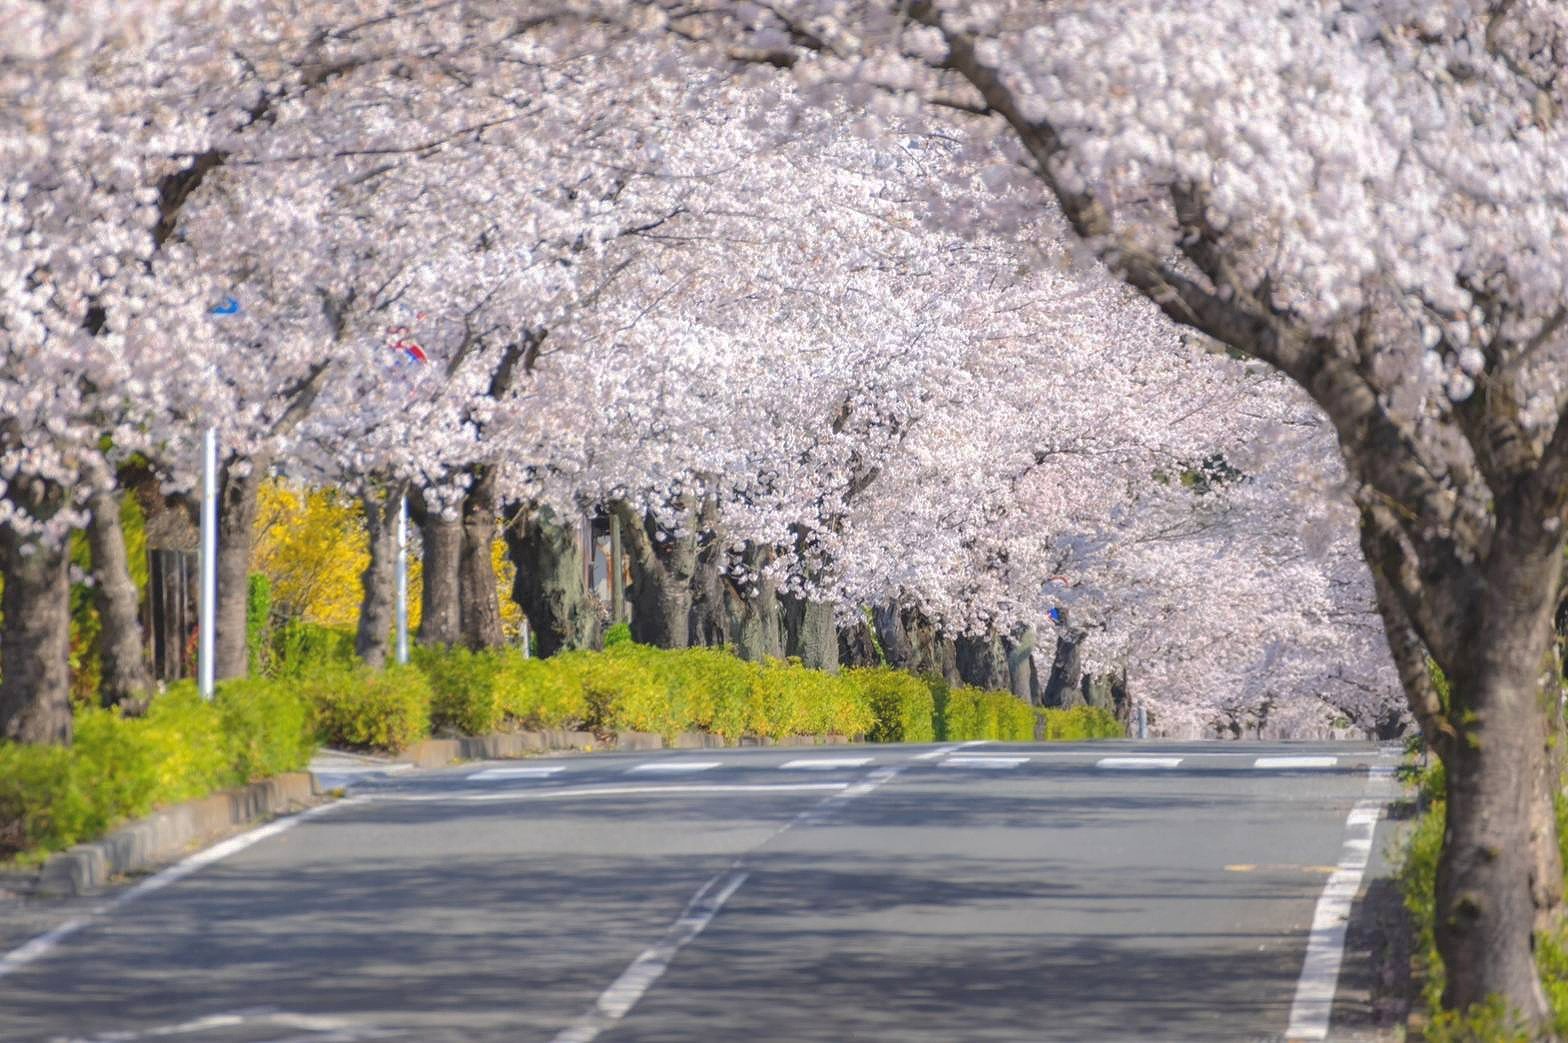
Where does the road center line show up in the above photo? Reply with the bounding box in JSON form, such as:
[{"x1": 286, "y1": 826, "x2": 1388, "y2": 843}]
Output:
[
  {"x1": 1096, "y1": 757, "x2": 1183, "y2": 770},
  {"x1": 373, "y1": 783, "x2": 848, "y2": 804},
  {"x1": 470, "y1": 766, "x2": 565, "y2": 780},
  {"x1": 1254, "y1": 756, "x2": 1338, "y2": 769},
  {"x1": 1285, "y1": 799, "x2": 1384, "y2": 1040},
  {"x1": 550, "y1": 765, "x2": 906, "y2": 1042},
  {"x1": 0, "y1": 798, "x2": 362, "y2": 982},
  {"x1": 627, "y1": 761, "x2": 722, "y2": 774}
]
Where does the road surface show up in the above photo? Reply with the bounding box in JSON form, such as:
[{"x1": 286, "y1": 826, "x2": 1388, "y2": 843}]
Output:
[{"x1": 0, "y1": 740, "x2": 1403, "y2": 1042}]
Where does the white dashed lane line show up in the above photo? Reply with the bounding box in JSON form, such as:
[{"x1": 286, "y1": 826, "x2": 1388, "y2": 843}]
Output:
[
  {"x1": 1253, "y1": 756, "x2": 1338, "y2": 769},
  {"x1": 1096, "y1": 757, "x2": 1183, "y2": 770},
  {"x1": 627, "y1": 761, "x2": 723, "y2": 775},
  {"x1": 779, "y1": 757, "x2": 874, "y2": 770},
  {"x1": 470, "y1": 766, "x2": 566, "y2": 780},
  {"x1": 940, "y1": 756, "x2": 1030, "y2": 770}
]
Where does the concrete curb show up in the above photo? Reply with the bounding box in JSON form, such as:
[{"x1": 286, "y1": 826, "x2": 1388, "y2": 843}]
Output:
[
  {"x1": 25, "y1": 772, "x2": 319, "y2": 899},
  {"x1": 394, "y1": 728, "x2": 856, "y2": 766}
]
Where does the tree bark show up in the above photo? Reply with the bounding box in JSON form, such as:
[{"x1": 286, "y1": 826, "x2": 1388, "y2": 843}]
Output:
[
  {"x1": 504, "y1": 504, "x2": 600, "y2": 658},
  {"x1": 782, "y1": 595, "x2": 839, "y2": 672},
  {"x1": 413, "y1": 492, "x2": 462, "y2": 648},
  {"x1": 839, "y1": 615, "x2": 880, "y2": 668},
  {"x1": 355, "y1": 487, "x2": 400, "y2": 668},
  {"x1": 458, "y1": 470, "x2": 504, "y2": 651},
  {"x1": 1043, "y1": 625, "x2": 1088, "y2": 709},
  {"x1": 85, "y1": 488, "x2": 152, "y2": 706},
  {"x1": 956, "y1": 630, "x2": 1009, "y2": 690},
  {"x1": 1005, "y1": 626, "x2": 1041, "y2": 704},
  {"x1": 874, "y1": 604, "x2": 959, "y2": 681},
  {"x1": 1432, "y1": 511, "x2": 1565, "y2": 1019},
  {"x1": 615, "y1": 501, "x2": 698, "y2": 649},
  {"x1": 0, "y1": 514, "x2": 73, "y2": 744},
  {"x1": 215, "y1": 455, "x2": 267, "y2": 680}
]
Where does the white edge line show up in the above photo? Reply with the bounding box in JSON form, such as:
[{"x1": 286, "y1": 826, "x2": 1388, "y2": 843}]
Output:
[
  {"x1": 913, "y1": 745, "x2": 961, "y2": 760},
  {"x1": 627, "y1": 762, "x2": 722, "y2": 774},
  {"x1": 779, "y1": 758, "x2": 873, "y2": 770},
  {"x1": 0, "y1": 798, "x2": 361, "y2": 981},
  {"x1": 376, "y1": 783, "x2": 848, "y2": 803},
  {"x1": 469, "y1": 766, "x2": 566, "y2": 780},
  {"x1": 1285, "y1": 799, "x2": 1384, "y2": 1040},
  {"x1": 1254, "y1": 757, "x2": 1338, "y2": 769},
  {"x1": 1096, "y1": 757, "x2": 1183, "y2": 769}
]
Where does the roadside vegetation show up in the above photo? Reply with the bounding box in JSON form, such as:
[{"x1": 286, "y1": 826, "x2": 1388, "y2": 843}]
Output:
[{"x1": 0, "y1": 626, "x2": 1120, "y2": 867}]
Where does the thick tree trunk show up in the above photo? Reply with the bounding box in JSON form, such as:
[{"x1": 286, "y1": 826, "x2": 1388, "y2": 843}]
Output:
[
  {"x1": 690, "y1": 531, "x2": 732, "y2": 650},
  {"x1": 782, "y1": 595, "x2": 839, "y2": 673},
  {"x1": 355, "y1": 488, "x2": 400, "y2": 669},
  {"x1": 1433, "y1": 522, "x2": 1565, "y2": 1021},
  {"x1": 839, "y1": 616, "x2": 880, "y2": 668},
  {"x1": 615, "y1": 502, "x2": 697, "y2": 649},
  {"x1": 85, "y1": 488, "x2": 152, "y2": 706},
  {"x1": 956, "y1": 630, "x2": 1009, "y2": 690},
  {"x1": 1004, "y1": 627, "x2": 1039, "y2": 703},
  {"x1": 0, "y1": 518, "x2": 72, "y2": 744},
  {"x1": 874, "y1": 604, "x2": 959, "y2": 681},
  {"x1": 724, "y1": 547, "x2": 785, "y2": 662},
  {"x1": 215, "y1": 455, "x2": 267, "y2": 680},
  {"x1": 414, "y1": 494, "x2": 462, "y2": 648},
  {"x1": 504, "y1": 505, "x2": 600, "y2": 658},
  {"x1": 1043, "y1": 622, "x2": 1088, "y2": 709},
  {"x1": 458, "y1": 472, "x2": 504, "y2": 651}
]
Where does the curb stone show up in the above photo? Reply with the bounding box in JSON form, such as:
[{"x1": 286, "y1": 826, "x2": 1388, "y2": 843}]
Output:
[{"x1": 20, "y1": 772, "x2": 319, "y2": 899}]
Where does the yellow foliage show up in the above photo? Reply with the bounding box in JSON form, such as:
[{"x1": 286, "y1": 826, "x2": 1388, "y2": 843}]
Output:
[
  {"x1": 252, "y1": 483, "x2": 369, "y2": 628},
  {"x1": 251, "y1": 480, "x2": 519, "y2": 635}
]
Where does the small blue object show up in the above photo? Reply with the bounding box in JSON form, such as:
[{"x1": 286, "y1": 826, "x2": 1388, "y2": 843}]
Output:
[
  {"x1": 210, "y1": 297, "x2": 240, "y2": 316},
  {"x1": 1048, "y1": 607, "x2": 1063, "y2": 625}
]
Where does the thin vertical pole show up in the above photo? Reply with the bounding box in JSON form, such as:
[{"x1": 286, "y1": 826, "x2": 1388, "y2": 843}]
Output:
[
  {"x1": 609, "y1": 512, "x2": 624, "y2": 624},
  {"x1": 198, "y1": 426, "x2": 218, "y2": 699},
  {"x1": 395, "y1": 491, "x2": 409, "y2": 666}
]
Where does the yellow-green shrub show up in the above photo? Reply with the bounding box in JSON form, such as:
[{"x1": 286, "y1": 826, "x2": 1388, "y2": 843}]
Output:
[
  {"x1": 848, "y1": 666, "x2": 936, "y2": 743},
  {"x1": 495, "y1": 654, "x2": 590, "y2": 729},
  {"x1": 939, "y1": 684, "x2": 1036, "y2": 741},
  {"x1": 1038, "y1": 705, "x2": 1123, "y2": 740},
  {"x1": 303, "y1": 664, "x2": 431, "y2": 752}
]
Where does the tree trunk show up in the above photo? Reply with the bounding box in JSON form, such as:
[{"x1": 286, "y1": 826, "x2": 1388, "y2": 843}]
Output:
[
  {"x1": 414, "y1": 492, "x2": 462, "y2": 648},
  {"x1": 839, "y1": 615, "x2": 880, "y2": 668},
  {"x1": 355, "y1": 487, "x2": 400, "y2": 668},
  {"x1": 1433, "y1": 519, "x2": 1565, "y2": 1021},
  {"x1": 615, "y1": 502, "x2": 697, "y2": 649},
  {"x1": 956, "y1": 630, "x2": 1009, "y2": 690},
  {"x1": 1043, "y1": 622, "x2": 1088, "y2": 709},
  {"x1": 1004, "y1": 627, "x2": 1039, "y2": 703},
  {"x1": 723, "y1": 546, "x2": 784, "y2": 662},
  {"x1": 504, "y1": 504, "x2": 600, "y2": 658},
  {"x1": 690, "y1": 530, "x2": 732, "y2": 650},
  {"x1": 0, "y1": 517, "x2": 73, "y2": 744},
  {"x1": 875, "y1": 604, "x2": 959, "y2": 681},
  {"x1": 215, "y1": 455, "x2": 267, "y2": 680},
  {"x1": 458, "y1": 471, "x2": 504, "y2": 651},
  {"x1": 85, "y1": 488, "x2": 152, "y2": 706},
  {"x1": 782, "y1": 595, "x2": 839, "y2": 672}
]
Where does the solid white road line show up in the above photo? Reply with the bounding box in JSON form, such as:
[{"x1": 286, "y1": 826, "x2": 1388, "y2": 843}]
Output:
[
  {"x1": 551, "y1": 869, "x2": 750, "y2": 1043},
  {"x1": 0, "y1": 799, "x2": 361, "y2": 982},
  {"x1": 1096, "y1": 757, "x2": 1183, "y2": 770},
  {"x1": 912, "y1": 740, "x2": 989, "y2": 761},
  {"x1": 1285, "y1": 800, "x2": 1384, "y2": 1040},
  {"x1": 469, "y1": 765, "x2": 565, "y2": 780},
  {"x1": 779, "y1": 757, "x2": 873, "y2": 770},
  {"x1": 940, "y1": 756, "x2": 1029, "y2": 769},
  {"x1": 1254, "y1": 756, "x2": 1338, "y2": 769},
  {"x1": 374, "y1": 783, "x2": 848, "y2": 803},
  {"x1": 627, "y1": 761, "x2": 722, "y2": 775},
  {"x1": 551, "y1": 764, "x2": 908, "y2": 1042}
]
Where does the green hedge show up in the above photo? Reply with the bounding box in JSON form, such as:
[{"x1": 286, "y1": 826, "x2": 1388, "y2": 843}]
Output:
[
  {"x1": 0, "y1": 679, "x2": 317, "y2": 865},
  {"x1": 1038, "y1": 705, "x2": 1124, "y2": 741},
  {"x1": 935, "y1": 681, "x2": 1037, "y2": 741}
]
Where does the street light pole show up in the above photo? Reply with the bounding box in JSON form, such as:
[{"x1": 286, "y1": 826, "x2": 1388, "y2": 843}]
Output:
[
  {"x1": 198, "y1": 426, "x2": 218, "y2": 699},
  {"x1": 395, "y1": 490, "x2": 409, "y2": 665}
]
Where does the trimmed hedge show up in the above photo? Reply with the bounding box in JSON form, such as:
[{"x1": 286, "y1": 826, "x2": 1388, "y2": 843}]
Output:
[
  {"x1": 0, "y1": 679, "x2": 316, "y2": 865},
  {"x1": 1038, "y1": 705, "x2": 1124, "y2": 741},
  {"x1": 936, "y1": 681, "x2": 1037, "y2": 742}
]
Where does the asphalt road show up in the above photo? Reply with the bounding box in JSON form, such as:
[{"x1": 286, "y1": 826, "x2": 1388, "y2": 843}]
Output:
[{"x1": 0, "y1": 740, "x2": 1404, "y2": 1043}]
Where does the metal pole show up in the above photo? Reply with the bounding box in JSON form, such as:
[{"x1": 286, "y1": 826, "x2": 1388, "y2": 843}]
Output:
[
  {"x1": 395, "y1": 491, "x2": 409, "y2": 665},
  {"x1": 520, "y1": 615, "x2": 531, "y2": 659},
  {"x1": 198, "y1": 426, "x2": 218, "y2": 698},
  {"x1": 1136, "y1": 703, "x2": 1148, "y2": 740},
  {"x1": 609, "y1": 512, "x2": 624, "y2": 624}
]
